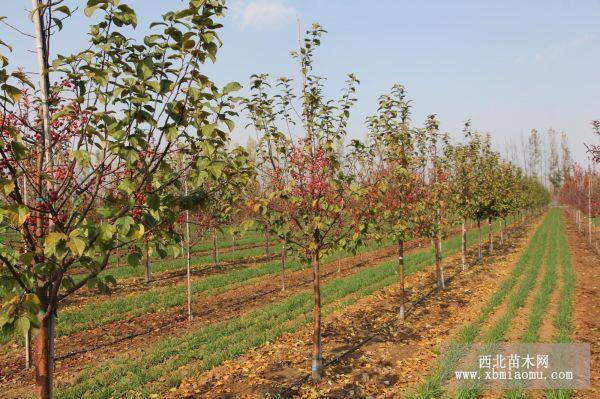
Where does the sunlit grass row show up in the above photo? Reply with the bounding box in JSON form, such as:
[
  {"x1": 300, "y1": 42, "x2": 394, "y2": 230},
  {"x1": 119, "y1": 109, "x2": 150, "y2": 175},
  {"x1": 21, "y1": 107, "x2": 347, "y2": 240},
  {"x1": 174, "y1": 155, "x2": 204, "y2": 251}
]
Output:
[{"x1": 406, "y1": 210, "x2": 555, "y2": 399}]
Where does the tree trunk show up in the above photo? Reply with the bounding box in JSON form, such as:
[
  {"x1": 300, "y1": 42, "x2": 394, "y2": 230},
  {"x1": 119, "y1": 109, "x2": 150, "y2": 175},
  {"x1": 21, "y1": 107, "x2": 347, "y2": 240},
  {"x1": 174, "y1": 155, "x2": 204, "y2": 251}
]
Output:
[
  {"x1": 589, "y1": 175, "x2": 593, "y2": 246},
  {"x1": 185, "y1": 216, "x2": 192, "y2": 320},
  {"x1": 488, "y1": 217, "x2": 493, "y2": 252},
  {"x1": 264, "y1": 227, "x2": 270, "y2": 256},
  {"x1": 281, "y1": 242, "x2": 286, "y2": 292},
  {"x1": 434, "y1": 234, "x2": 445, "y2": 289},
  {"x1": 477, "y1": 219, "x2": 482, "y2": 259},
  {"x1": 34, "y1": 313, "x2": 54, "y2": 399},
  {"x1": 144, "y1": 242, "x2": 152, "y2": 283},
  {"x1": 461, "y1": 219, "x2": 467, "y2": 271},
  {"x1": 213, "y1": 232, "x2": 219, "y2": 268},
  {"x1": 311, "y1": 251, "x2": 323, "y2": 381},
  {"x1": 25, "y1": 328, "x2": 32, "y2": 369},
  {"x1": 398, "y1": 240, "x2": 405, "y2": 319},
  {"x1": 500, "y1": 219, "x2": 505, "y2": 246}
]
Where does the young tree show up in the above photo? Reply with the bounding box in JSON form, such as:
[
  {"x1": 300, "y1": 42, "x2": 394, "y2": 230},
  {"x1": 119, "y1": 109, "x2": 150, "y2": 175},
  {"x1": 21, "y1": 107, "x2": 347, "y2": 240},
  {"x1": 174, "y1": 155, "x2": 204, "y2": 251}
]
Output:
[
  {"x1": 416, "y1": 115, "x2": 451, "y2": 289},
  {"x1": 245, "y1": 24, "x2": 371, "y2": 380},
  {"x1": 527, "y1": 128, "x2": 542, "y2": 180},
  {"x1": 447, "y1": 122, "x2": 481, "y2": 269},
  {"x1": 547, "y1": 128, "x2": 563, "y2": 194},
  {"x1": 367, "y1": 84, "x2": 424, "y2": 318},
  {"x1": 587, "y1": 120, "x2": 600, "y2": 163},
  {"x1": 469, "y1": 134, "x2": 500, "y2": 257},
  {"x1": 0, "y1": 1, "x2": 248, "y2": 397}
]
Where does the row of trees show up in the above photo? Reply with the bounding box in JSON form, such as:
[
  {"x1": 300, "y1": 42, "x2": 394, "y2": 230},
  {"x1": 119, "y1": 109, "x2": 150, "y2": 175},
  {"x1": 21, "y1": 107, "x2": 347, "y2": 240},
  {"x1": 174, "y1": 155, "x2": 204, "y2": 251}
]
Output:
[
  {"x1": 244, "y1": 24, "x2": 550, "y2": 381},
  {"x1": 559, "y1": 122, "x2": 599, "y2": 249},
  {"x1": 0, "y1": 2, "x2": 550, "y2": 397}
]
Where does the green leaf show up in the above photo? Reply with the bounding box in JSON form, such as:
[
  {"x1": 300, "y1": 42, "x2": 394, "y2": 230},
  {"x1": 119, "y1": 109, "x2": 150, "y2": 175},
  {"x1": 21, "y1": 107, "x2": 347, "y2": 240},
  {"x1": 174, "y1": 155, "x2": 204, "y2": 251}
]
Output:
[
  {"x1": 222, "y1": 82, "x2": 242, "y2": 95},
  {"x1": 14, "y1": 317, "x2": 30, "y2": 336},
  {"x1": 98, "y1": 224, "x2": 117, "y2": 243},
  {"x1": 67, "y1": 237, "x2": 86, "y2": 256},
  {"x1": 71, "y1": 150, "x2": 91, "y2": 167},
  {"x1": 115, "y1": 216, "x2": 135, "y2": 235},
  {"x1": 10, "y1": 141, "x2": 27, "y2": 160},
  {"x1": 165, "y1": 126, "x2": 178, "y2": 142},
  {"x1": 0, "y1": 313, "x2": 13, "y2": 329},
  {"x1": 55, "y1": 5, "x2": 71, "y2": 16},
  {"x1": 118, "y1": 179, "x2": 137, "y2": 195},
  {"x1": 0, "y1": 179, "x2": 15, "y2": 196},
  {"x1": 144, "y1": 34, "x2": 163, "y2": 47},
  {"x1": 44, "y1": 232, "x2": 68, "y2": 258},
  {"x1": 223, "y1": 118, "x2": 235, "y2": 132},
  {"x1": 127, "y1": 252, "x2": 142, "y2": 267},
  {"x1": 8, "y1": 205, "x2": 29, "y2": 227},
  {"x1": 83, "y1": 6, "x2": 97, "y2": 17},
  {"x1": 147, "y1": 193, "x2": 160, "y2": 210},
  {"x1": 46, "y1": 232, "x2": 67, "y2": 246},
  {"x1": 207, "y1": 162, "x2": 224, "y2": 179},
  {"x1": 137, "y1": 57, "x2": 153, "y2": 80},
  {"x1": 3, "y1": 84, "x2": 22, "y2": 103},
  {"x1": 104, "y1": 274, "x2": 117, "y2": 287}
]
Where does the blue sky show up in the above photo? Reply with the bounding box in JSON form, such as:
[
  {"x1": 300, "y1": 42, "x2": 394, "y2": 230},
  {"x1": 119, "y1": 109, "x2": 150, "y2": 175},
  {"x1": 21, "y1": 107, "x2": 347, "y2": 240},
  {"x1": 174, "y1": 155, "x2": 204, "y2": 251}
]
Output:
[{"x1": 1, "y1": 0, "x2": 599, "y2": 164}]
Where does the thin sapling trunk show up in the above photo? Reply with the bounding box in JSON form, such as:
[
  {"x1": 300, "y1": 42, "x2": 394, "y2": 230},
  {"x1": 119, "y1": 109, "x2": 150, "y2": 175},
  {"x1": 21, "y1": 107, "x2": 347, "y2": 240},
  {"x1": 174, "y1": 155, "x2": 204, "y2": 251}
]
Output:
[
  {"x1": 144, "y1": 241, "x2": 152, "y2": 283},
  {"x1": 281, "y1": 242, "x2": 286, "y2": 291},
  {"x1": 213, "y1": 230, "x2": 219, "y2": 268},
  {"x1": 477, "y1": 219, "x2": 482, "y2": 259},
  {"x1": 398, "y1": 240, "x2": 406, "y2": 319},
  {"x1": 461, "y1": 219, "x2": 467, "y2": 270},
  {"x1": 311, "y1": 250, "x2": 323, "y2": 381},
  {"x1": 434, "y1": 233, "x2": 445, "y2": 289},
  {"x1": 488, "y1": 217, "x2": 493, "y2": 252}
]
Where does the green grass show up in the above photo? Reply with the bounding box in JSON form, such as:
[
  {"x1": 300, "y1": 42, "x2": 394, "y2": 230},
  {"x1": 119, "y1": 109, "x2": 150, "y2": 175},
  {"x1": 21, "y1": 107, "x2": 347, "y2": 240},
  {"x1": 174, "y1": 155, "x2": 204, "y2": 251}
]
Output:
[
  {"x1": 55, "y1": 237, "x2": 392, "y2": 337},
  {"x1": 98, "y1": 243, "x2": 270, "y2": 281},
  {"x1": 498, "y1": 212, "x2": 575, "y2": 399},
  {"x1": 54, "y1": 219, "x2": 508, "y2": 398},
  {"x1": 406, "y1": 210, "x2": 556, "y2": 399},
  {"x1": 544, "y1": 214, "x2": 576, "y2": 399},
  {"x1": 68, "y1": 230, "x2": 267, "y2": 282},
  {"x1": 502, "y1": 221, "x2": 559, "y2": 399}
]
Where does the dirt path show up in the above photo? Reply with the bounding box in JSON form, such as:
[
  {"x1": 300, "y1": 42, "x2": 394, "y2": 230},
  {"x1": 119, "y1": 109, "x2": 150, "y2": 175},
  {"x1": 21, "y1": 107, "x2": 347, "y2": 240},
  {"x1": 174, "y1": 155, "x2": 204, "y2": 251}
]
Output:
[
  {"x1": 564, "y1": 210, "x2": 600, "y2": 398},
  {"x1": 166, "y1": 218, "x2": 538, "y2": 398}
]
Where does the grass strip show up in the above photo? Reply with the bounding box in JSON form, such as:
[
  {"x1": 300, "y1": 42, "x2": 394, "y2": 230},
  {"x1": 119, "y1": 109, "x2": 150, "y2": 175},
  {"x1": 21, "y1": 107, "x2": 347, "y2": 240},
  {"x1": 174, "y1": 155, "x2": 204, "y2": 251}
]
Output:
[
  {"x1": 544, "y1": 213, "x2": 576, "y2": 399},
  {"x1": 502, "y1": 219, "x2": 559, "y2": 399},
  {"x1": 453, "y1": 212, "x2": 556, "y2": 399},
  {"x1": 406, "y1": 210, "x2": 555, "y2": 399}
]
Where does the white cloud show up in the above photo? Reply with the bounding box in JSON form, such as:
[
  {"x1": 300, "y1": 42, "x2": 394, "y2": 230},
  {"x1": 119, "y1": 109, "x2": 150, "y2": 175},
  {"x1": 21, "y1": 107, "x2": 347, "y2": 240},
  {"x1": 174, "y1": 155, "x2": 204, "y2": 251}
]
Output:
[
  {"x1": 231, "y1": 0, "x2": 296, "y2": 30},
  {"x1": 515, "y1": 34, "x2": 600, "y2": 65}
]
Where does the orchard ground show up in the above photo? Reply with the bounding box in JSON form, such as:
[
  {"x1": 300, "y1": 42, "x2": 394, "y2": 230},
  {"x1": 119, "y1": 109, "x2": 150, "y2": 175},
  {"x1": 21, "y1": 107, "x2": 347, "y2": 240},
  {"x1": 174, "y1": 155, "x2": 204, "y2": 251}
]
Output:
[{"x1": 0, "y1": 207, "x2": 596, "y2": 398}]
